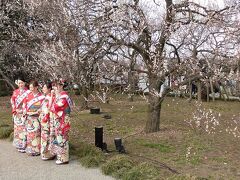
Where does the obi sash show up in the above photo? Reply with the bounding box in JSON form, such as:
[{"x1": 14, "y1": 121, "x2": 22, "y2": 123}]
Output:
[
  {"x1": 26, "y1": 95, "x2": 45, "y2": 111},
  {"x1": 15, "y1": 90, "x2": 31, "y2": 108}
]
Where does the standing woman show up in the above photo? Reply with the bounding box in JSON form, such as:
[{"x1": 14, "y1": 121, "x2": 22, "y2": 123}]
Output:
[
  {"x1": 51, "y1": 79, "x2": 72, "y2": 165},
  {"x1": 40, "y1": 81, "x2": 55, "y2": 160},
  {"x1": 23, "y1": 80, "x2": 45, "y2": 156},
  {"x1": 11, "y1": 78, "x2": 30, "y2": 152}
]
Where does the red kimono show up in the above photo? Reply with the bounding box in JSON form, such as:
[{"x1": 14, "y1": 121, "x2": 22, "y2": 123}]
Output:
[
  {"x1": 23, "y1": 92, "x2": 45, "y2": 156},
  {"x1": 40, "y1": 93, "x2": 55, "y2": 159},
  {"x1": 10, "y1": 88, "x2": 30, "y2": 150},
  {"x1": 51, "y1": 91, "x2": 72, "y2": 163}
]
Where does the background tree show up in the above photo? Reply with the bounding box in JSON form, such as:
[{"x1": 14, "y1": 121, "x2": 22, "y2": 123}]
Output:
[
  {"x1": 101, "y1": 0, "x2": 239, "y2": 132},
  {"x1": 0, "y1": 0, "x2": 46, "y2": 88}
]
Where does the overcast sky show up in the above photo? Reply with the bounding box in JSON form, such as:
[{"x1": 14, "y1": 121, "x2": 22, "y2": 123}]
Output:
[
  {"x1": 136, "y1": 0, "x2": 227, "y2": 25},
  {"x1": 138, "y1": 0, "x2": 225, "y2": 7}
]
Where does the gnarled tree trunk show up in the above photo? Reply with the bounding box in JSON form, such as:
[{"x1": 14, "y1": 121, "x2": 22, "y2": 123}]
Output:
[
  {"x1": 145, "y1": 75, "x2": 163, "y2": 133},
  {"x1": 145, "y1": 94, "x2": 162, "y2": 133}
]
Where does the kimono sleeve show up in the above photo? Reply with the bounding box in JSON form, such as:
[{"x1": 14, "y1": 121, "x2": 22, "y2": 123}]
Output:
[{"x1": 22, "y1": 95, "x2": 28, "y2": 115}]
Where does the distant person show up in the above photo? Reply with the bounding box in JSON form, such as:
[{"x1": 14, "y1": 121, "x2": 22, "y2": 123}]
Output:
[
  {"x1": 23, "y1": 80, "x2": 45, "y2": 156},
  {"x1": 40, "y1": 81, "x2": 55, "y2": 160},
  {"x1": 10, "y1": 77, "x2": 30, "y2": 152},
  {"x1": 50, "y1": 78, "x2": 72, "y2": 165}
]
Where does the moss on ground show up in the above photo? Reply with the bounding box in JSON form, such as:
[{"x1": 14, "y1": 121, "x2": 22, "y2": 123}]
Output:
[
  {"x1": 0, "y1": 124, "x2": 13, "y2": 139},
  {"x1": 101, "y1": 155, "x2": 134, "y2": 179}
]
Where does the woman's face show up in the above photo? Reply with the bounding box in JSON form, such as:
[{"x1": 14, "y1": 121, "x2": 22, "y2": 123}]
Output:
[
  {"x1": 29, "y1": 84, "x2": 38, "y2": 93},
  {"x1": 52, "y1": 85, "x2": 58, "y2": 94},
  {"x1": 57, "y1": 84, "x2": 63, "y2": 92},
  {"x1": 18, "y1": 81, "x2": 25, "y2": 89},
  {"x1": 42, "y1": 84, "x2": 50, "y2": 94}
]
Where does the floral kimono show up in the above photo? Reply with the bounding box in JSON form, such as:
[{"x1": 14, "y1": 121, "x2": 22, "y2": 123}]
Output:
[
  {"x1": 23, "y1": 92, "x2": 45, "y2": 156},
  {"x1": 40, "y1": 93, "x2": 55, "y2": 159},
  {"x1": 50, "y1": 91, "x2": 72, "y2": 163},
  {"x1": 10, "y1": 88, "x2": 30, "y2": 150}
]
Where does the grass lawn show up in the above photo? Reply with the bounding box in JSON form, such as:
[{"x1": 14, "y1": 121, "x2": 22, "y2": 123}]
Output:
[{"x1": 1, "y1": 94, "x2": 240, "y2": 179}]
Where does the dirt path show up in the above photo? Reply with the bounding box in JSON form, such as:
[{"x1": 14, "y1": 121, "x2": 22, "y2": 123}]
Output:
[{"x1": 0, "y1": 140, "x2": 113, "y2": 180}]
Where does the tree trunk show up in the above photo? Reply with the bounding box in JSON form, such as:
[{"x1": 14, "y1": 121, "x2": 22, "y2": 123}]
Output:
[
  {"x1": 144, "y1": 73, "x2": 163, "y2": 134},
  {"x1": 82, "y1": 86, "x2": 89, "y2": 109},
  {"x1": 128, "y1": 71, "x2": 135, "y2": 102},
  {"x1": 128, "y1": 51, "x2": 137, "y2": 102},
  {"x1": 237, "y1": 80, "x2": 240, "y2": 97},
  {"x1": 206, "y1": 81, "x2": 210, "y2": 102},
  {"x1": 188, "y1": 80, "x2": 192, "y2": 102},
  {"x1": 145, "y1": 95, "x2": 161, "y2": 133},
  {"x1": 222, "y1": 85, "x2": 229, "y2": 101},
  {"x1": 197, "y1": 80, "x2": 202, "y2": 102},
  {"x1": 209, "y1": 78, "x2": 215, "y2": 102}
]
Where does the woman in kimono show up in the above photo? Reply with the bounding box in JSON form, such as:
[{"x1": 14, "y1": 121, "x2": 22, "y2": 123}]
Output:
[
  {"x1": 23, "y1": 80, "x2": 45, "y2": 156},
  {"x1": 40, "y1": 81, "x2": 55, "y2": 160},
  {"x1": 11, "y1": 77, "x2": 30, "y2": 152},
  {"x1": 51, "y1": 79, "x2": 72, "y2": 165}
]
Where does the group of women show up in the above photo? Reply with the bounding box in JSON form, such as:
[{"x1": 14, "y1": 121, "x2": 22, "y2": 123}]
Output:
[{"x1": 10, "y1": 78, "x2": 72, "y2": 165}]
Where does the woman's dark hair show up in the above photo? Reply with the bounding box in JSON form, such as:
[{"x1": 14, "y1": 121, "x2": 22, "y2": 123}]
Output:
[
  {"x1": 56, "y1": 78, "x2": 68, "y2": 88},
  {"x1": 44, "y1": 81, "x2": 52, "y2": 90},
  {"x1": 17, "y1": 76, "x2": 25, "y2": 82},
  {"x1": 29, "y1": 80, "x2": 39, "y2": 87}
]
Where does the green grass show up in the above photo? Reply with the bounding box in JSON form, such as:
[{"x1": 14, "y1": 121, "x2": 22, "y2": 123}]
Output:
[
  {"x1": 167, "y1": 174, "x2": 208, "y2": 180},
  {"x1": 0, "y1": 125, "x2": 13, "y2": 139},
  {"x1": 136, "y1": 139, "x2": 174, "y2": 153},
  {"x1": 0, "y1": 113, "x2": 12, "y2": 126},
  {"x1": 8, "y1": 131, "x2": 14, "y2": 141},
  {"x1": 122, "y1": 162, "x2": 160, "y2": 180},
  {"x1": 142, "y1": 143, "x2": 172, "y2": 153},
  {"x1": 210, "y1": 157, "x2": 228, "y2": 163},
  {"x1": 71, "y1": 142, "x2": 106, "y2": 168},
  {"x1": 173, "y1": 133, "x2": 213, "y2": 166},
  {"x1": 0, "y1": 98, "x2": 14, "y2": 139},
  {"x1": 80, "y1": 154, "x2": 105, "y2": 168},
  {"x1": 101, "y1": 155, "x2": 134, "y2": 179}
]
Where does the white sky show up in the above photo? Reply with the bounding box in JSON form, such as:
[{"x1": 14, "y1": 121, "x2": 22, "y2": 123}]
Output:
[
  {"x1": 137, "y1": 0, "x2": 227, "y2": 25},
  {"x1": 142, "y1": 0, "x2": 226, "y2": 8},
  {"x1": 193, "y1": 0, "x2": 225, "y2": 8}
]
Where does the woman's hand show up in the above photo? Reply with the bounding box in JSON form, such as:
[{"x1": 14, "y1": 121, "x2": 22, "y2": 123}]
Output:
[
  {"x1": 51, "y1": 90, "x2": 55, "y2": 95},
  {"x1": 16, "y1": 109, "x2": 22, "y2": 114},
  {"x1": 37, "y1": 109, "x2": 42, "y2": 114}
]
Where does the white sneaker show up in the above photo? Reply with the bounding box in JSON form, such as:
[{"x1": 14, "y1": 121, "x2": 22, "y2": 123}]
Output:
[
  {"x1": 42, "y1": 156, "x2": 55, "y2": 161},
  {"x1": 42, "y1": 157, "x2": 49, "y2": 161},
  {"x1": 56, "y1": 160, "x2": 69, "y2": 165},
  {"x1": 18, "y1": 149, "x2": 26, "y2": 153}
]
